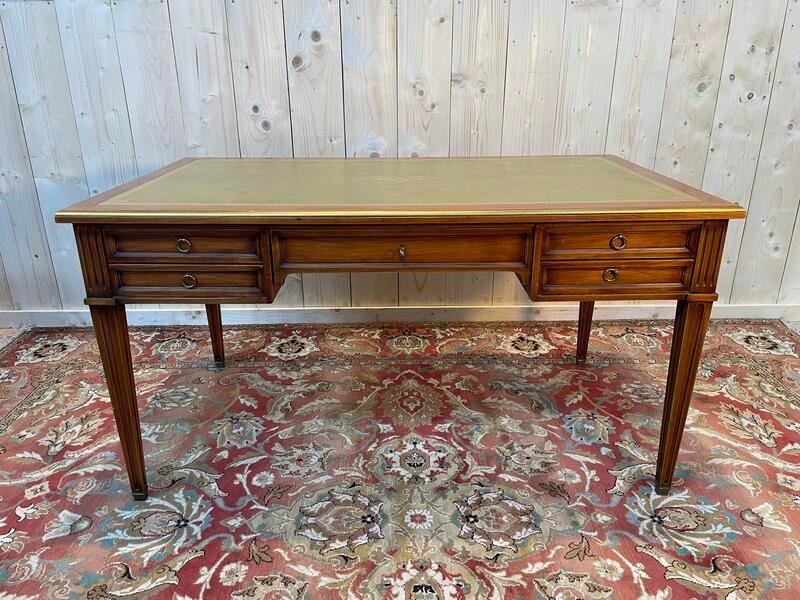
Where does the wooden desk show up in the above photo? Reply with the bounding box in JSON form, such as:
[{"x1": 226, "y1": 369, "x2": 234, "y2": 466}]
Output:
[{"x1": 55, "y1": 156, "x2": 746, "y2": 500}]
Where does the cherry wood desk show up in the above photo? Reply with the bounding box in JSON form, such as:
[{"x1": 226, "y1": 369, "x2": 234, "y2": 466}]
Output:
[{"x1": 55, "y1": 156, "x2": 745, "y2": 500}]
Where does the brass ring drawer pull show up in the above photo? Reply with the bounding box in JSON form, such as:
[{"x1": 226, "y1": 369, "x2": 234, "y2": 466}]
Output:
[
  {"x1": 602, "y1": 267, "x2": 618, "y2": 283},
  {"x1": 182, "y1": 273, "x2": 197, "y2": 289},
  {"x1": 177, "y1": 237, "x2": 192, "y2": 253},
  {"x1": 398, "y1": 243, "x2": 407, "y2": 260},
  {"x1": 609, "y1": 233, "x2": 628, "y2": 250}
]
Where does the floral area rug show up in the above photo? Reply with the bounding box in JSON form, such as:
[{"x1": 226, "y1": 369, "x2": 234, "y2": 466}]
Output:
[{"x1": 1, "y1": 320, "x2": 799, "y2": 599}]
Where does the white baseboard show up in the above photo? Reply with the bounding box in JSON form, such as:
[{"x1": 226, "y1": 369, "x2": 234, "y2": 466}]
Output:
[{"x1": 1, "y1": 303, "x2": 798, "y2": 328}]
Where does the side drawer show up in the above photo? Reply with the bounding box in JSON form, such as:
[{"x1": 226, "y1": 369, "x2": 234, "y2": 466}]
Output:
[
  {"x1": 536, "y1": 259, "x2": 692, "y2": 300},
  {"x1": 271, "y1": 225, "x2": 533, "y2": 277},
  {"x1": 540, "y1": 222, "x2": 700, "y2": 260},
  {"x1": 111, "y1": 265, "x2": 267, "y2": 302},
  {"x1": 106, "y1": 226, "x2": 262, "y2": 264}
]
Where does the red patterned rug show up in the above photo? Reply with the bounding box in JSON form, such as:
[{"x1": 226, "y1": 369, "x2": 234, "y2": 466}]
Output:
[{"x1": 0, "y1": 320, "x2": 799, "y2": 598}]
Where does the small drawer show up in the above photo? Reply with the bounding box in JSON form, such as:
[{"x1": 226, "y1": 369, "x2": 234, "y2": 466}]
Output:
[
  {"x1": 540, "y1": 223, "x2": 699, "y2": 260},
  {"x1": 537, "y1": 260, "x2": 692, "y2": 299},
  {"x1": 112, "y1": 265, "x2": 266, "y2": 301},
  {"x1": 271, "y1": 225, "x2": 533, "y2": 274},
  {"x1": 106, "y1": 226, "x2": 262, "y2": 264}
]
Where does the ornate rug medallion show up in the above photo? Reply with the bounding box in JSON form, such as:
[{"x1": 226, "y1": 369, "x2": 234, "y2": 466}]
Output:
[{"x1": 0, "y1": 320, "x2": 799, "y2": 598}]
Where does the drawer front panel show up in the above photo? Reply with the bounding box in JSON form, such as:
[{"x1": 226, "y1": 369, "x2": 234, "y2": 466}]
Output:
[
  {"x1": 272, "y1": 226, "x2": 533, "y2": 271},
  {"x1": 107, "y1": 226, "x2": 262, "y2": 263},
  {"x1": 537, "y1": 260, "x2": 692, "y2": 299},
  {"x1": 113, "y1": 266, "x2": 265, "y2": 300},
  {"x1": 541, "y1": 223, "x2": 699, "y2": 260}
]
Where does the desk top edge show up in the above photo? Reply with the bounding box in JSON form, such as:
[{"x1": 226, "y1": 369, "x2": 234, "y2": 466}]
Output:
[{"x1": 55, "y1": 155, "x2": 746, "y2": 224}]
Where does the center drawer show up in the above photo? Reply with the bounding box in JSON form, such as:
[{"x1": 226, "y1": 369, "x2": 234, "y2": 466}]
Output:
[{"x1": 271, "y1": 225, "x2": 533, "y2": 277}]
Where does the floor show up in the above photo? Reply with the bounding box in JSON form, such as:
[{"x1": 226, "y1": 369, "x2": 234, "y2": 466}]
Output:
[{"x1": 0, "y1": 320, "x2": 799, "y2": 598}]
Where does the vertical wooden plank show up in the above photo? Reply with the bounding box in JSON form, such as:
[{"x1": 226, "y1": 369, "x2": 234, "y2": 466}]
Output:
[
  {"x1": 283, "y1": 0, "x2": 350, "y2": 307},
  {"x1": 447, "y1": 0, "x2": 509, "y2": 304},
  {"x1": 399, "y1": 272, "x2": 446, "y2": 306},
  {"x1": 492, "y1": 273, "x2": 531, "y2": 305},
  {"x1": 606, "y1": 0, "x2": 679, "y2": 168},
  {"x1": 56, "y1": 0, "x2": 138, "y2": 194},
  {"x1": 554, "y1": 0, "x2": 623, "y2": 154},
  {"x1": 226, "y1": 0, "x2": 292, "y2": 158},
  {"x1": 301, "y1": 272, "x2": 351, "y2": 307},
  {"x1": 446, "y1": 271, "x2": 493, "y2": 305},
  {"x1": 733, "y1": 0, "x2": 800, "y2": 303},
  {"x1": 270, "y1": 273, "x2": 305, "y2": 308},
  {"x1": 112, "y1": 0, "x2": 186, "y2": 174},
  {"x1": 397, "y1": 0, "x2": 453, "y2": 157},
  {"x1": 341, "y1": 0, "x2": 397, "y2": 158},
  {"x1": 169, "y1": 0, "x2": 240, "y2": 157},
  {"x1": 501, "y1": 0, "x2": 566, "y2": 156},
  {"x1": 702, "y1": 0, "x2": 787, "y2": 300},
  {"x1": 1, "y1": 1, "x2": 88, "y2": 308},
  {"x1": 653, "y1": 0, "x2": 733, "y2": 187},
  {"x1": 449, "y1": 0, "x2": 509, "y2": 156},
  {"x1": 0, "y1": 18, "x2": 61, "y2": 310},
  {"x1": 351, "y1": 272, "x2": 398, "y2": 307},
  {"x1": 0, "y1": 256, "x2": 12, "y2": 310},
  {"x1": 341, "y1": 0, "x2": 399, "y2": 306},
  {"x1": 284, "y1": 0, "x2": 346, "y2": 157},
  {"x1": 397, "y1": 0, "x2": 452, "y2": 304}
]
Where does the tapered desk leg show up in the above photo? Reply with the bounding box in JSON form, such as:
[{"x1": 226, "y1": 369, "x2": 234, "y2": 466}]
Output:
[
  {"x1": 90, "y1": 304, "x2": 148, "y2": 500},
  {"x1": 655, "y1": 299, "x2": 712, "y2": 494},
  {"x1": 576, "y1": 301, "x2": 594, "y2": 363},
  {"x1": 205, "y1": 304, "x2": 225, "y2": 368}
]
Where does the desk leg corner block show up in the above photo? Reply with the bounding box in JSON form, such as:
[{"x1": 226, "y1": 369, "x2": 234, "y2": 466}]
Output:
[
  {"x1": 655, "y1": 299, "x2": 713, "y2": 494},
  {"x1": 90, "y1": 304, "x2": 149, "y2": 501}
]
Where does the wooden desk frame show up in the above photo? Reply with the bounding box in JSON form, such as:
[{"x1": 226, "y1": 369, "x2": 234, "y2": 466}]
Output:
[{"x1": 58, "y1": 157, "x2": 744, "y2": 500}]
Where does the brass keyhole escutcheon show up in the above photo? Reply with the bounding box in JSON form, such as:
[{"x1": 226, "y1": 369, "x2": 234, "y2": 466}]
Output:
[
  {"x1": 182, "y1": 273, "x2": 197, "y2": 289},
  {"x1": 177, "y1": 237, "x2": 192, "y2": 253},
  {"x1": 602, "y1": 267, "x2": 618, "y2": 283},
  {"x1": 609, "y1": 233, "x2": 628, "y2": 251},
  {"x1": 398, "y1": 244, "x2": 407, "y2": 260}
]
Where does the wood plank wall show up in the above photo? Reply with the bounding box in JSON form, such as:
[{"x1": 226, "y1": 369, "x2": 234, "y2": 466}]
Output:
[{"x1": 0, "y1": 0, "x2": 798, "y2": 313}]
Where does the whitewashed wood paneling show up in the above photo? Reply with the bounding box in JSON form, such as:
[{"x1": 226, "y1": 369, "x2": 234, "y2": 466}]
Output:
[
  {"x1": 341, "y1": 0, "x2": 398, "y2": 158},
  {"x1": 554, "y1": 0, "x2": 623, "y2": 154},
  {"x1": 449, "y1": 0, "x2": 509, "y2": 157},
  {"x1": 284, "y1": 0, "x2": 346, "y2": 157},
  {"x1": 733, "y1": 0, "x2": 800, "y2": 304},
  {"x1": 654, "y1": 0, "x2": 733, "y2": 187},
  {"x1": 0, "y1": 257, "x2": 12, "y2": 310},
  {"x1": 1, "y1": 1, "x2": 87, "y2": 308},
  {"x1": 0, "y1": 15, "x2": 61, "y2": 310},
  {"x1": 56, "y1": 0, "x2": 138, "y2": 194},
  {"x1": 606, "y1": 0, "x2": 678, "y2": 167},
  {"x1": 112, "y1": 0, "x2": 186, "y2": 174},
  {"x1": 702, "y1": 0, "x2": 787, "y2": 300},
  {"x1": 169, "y1": 0, "x2": 240, "y2": 157},
  {"x1": 501, "y1": 0, "x2": 566, "y2": 156},
  {"x1": 226, "y1": 0, "x2": 293, "y2": 158},
  {"x1": 1, "y1": 0, "x2": 799, "y2": 316},
  {"x1": 397, "y1": 0, "x2": 453, "y2": 158}
]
